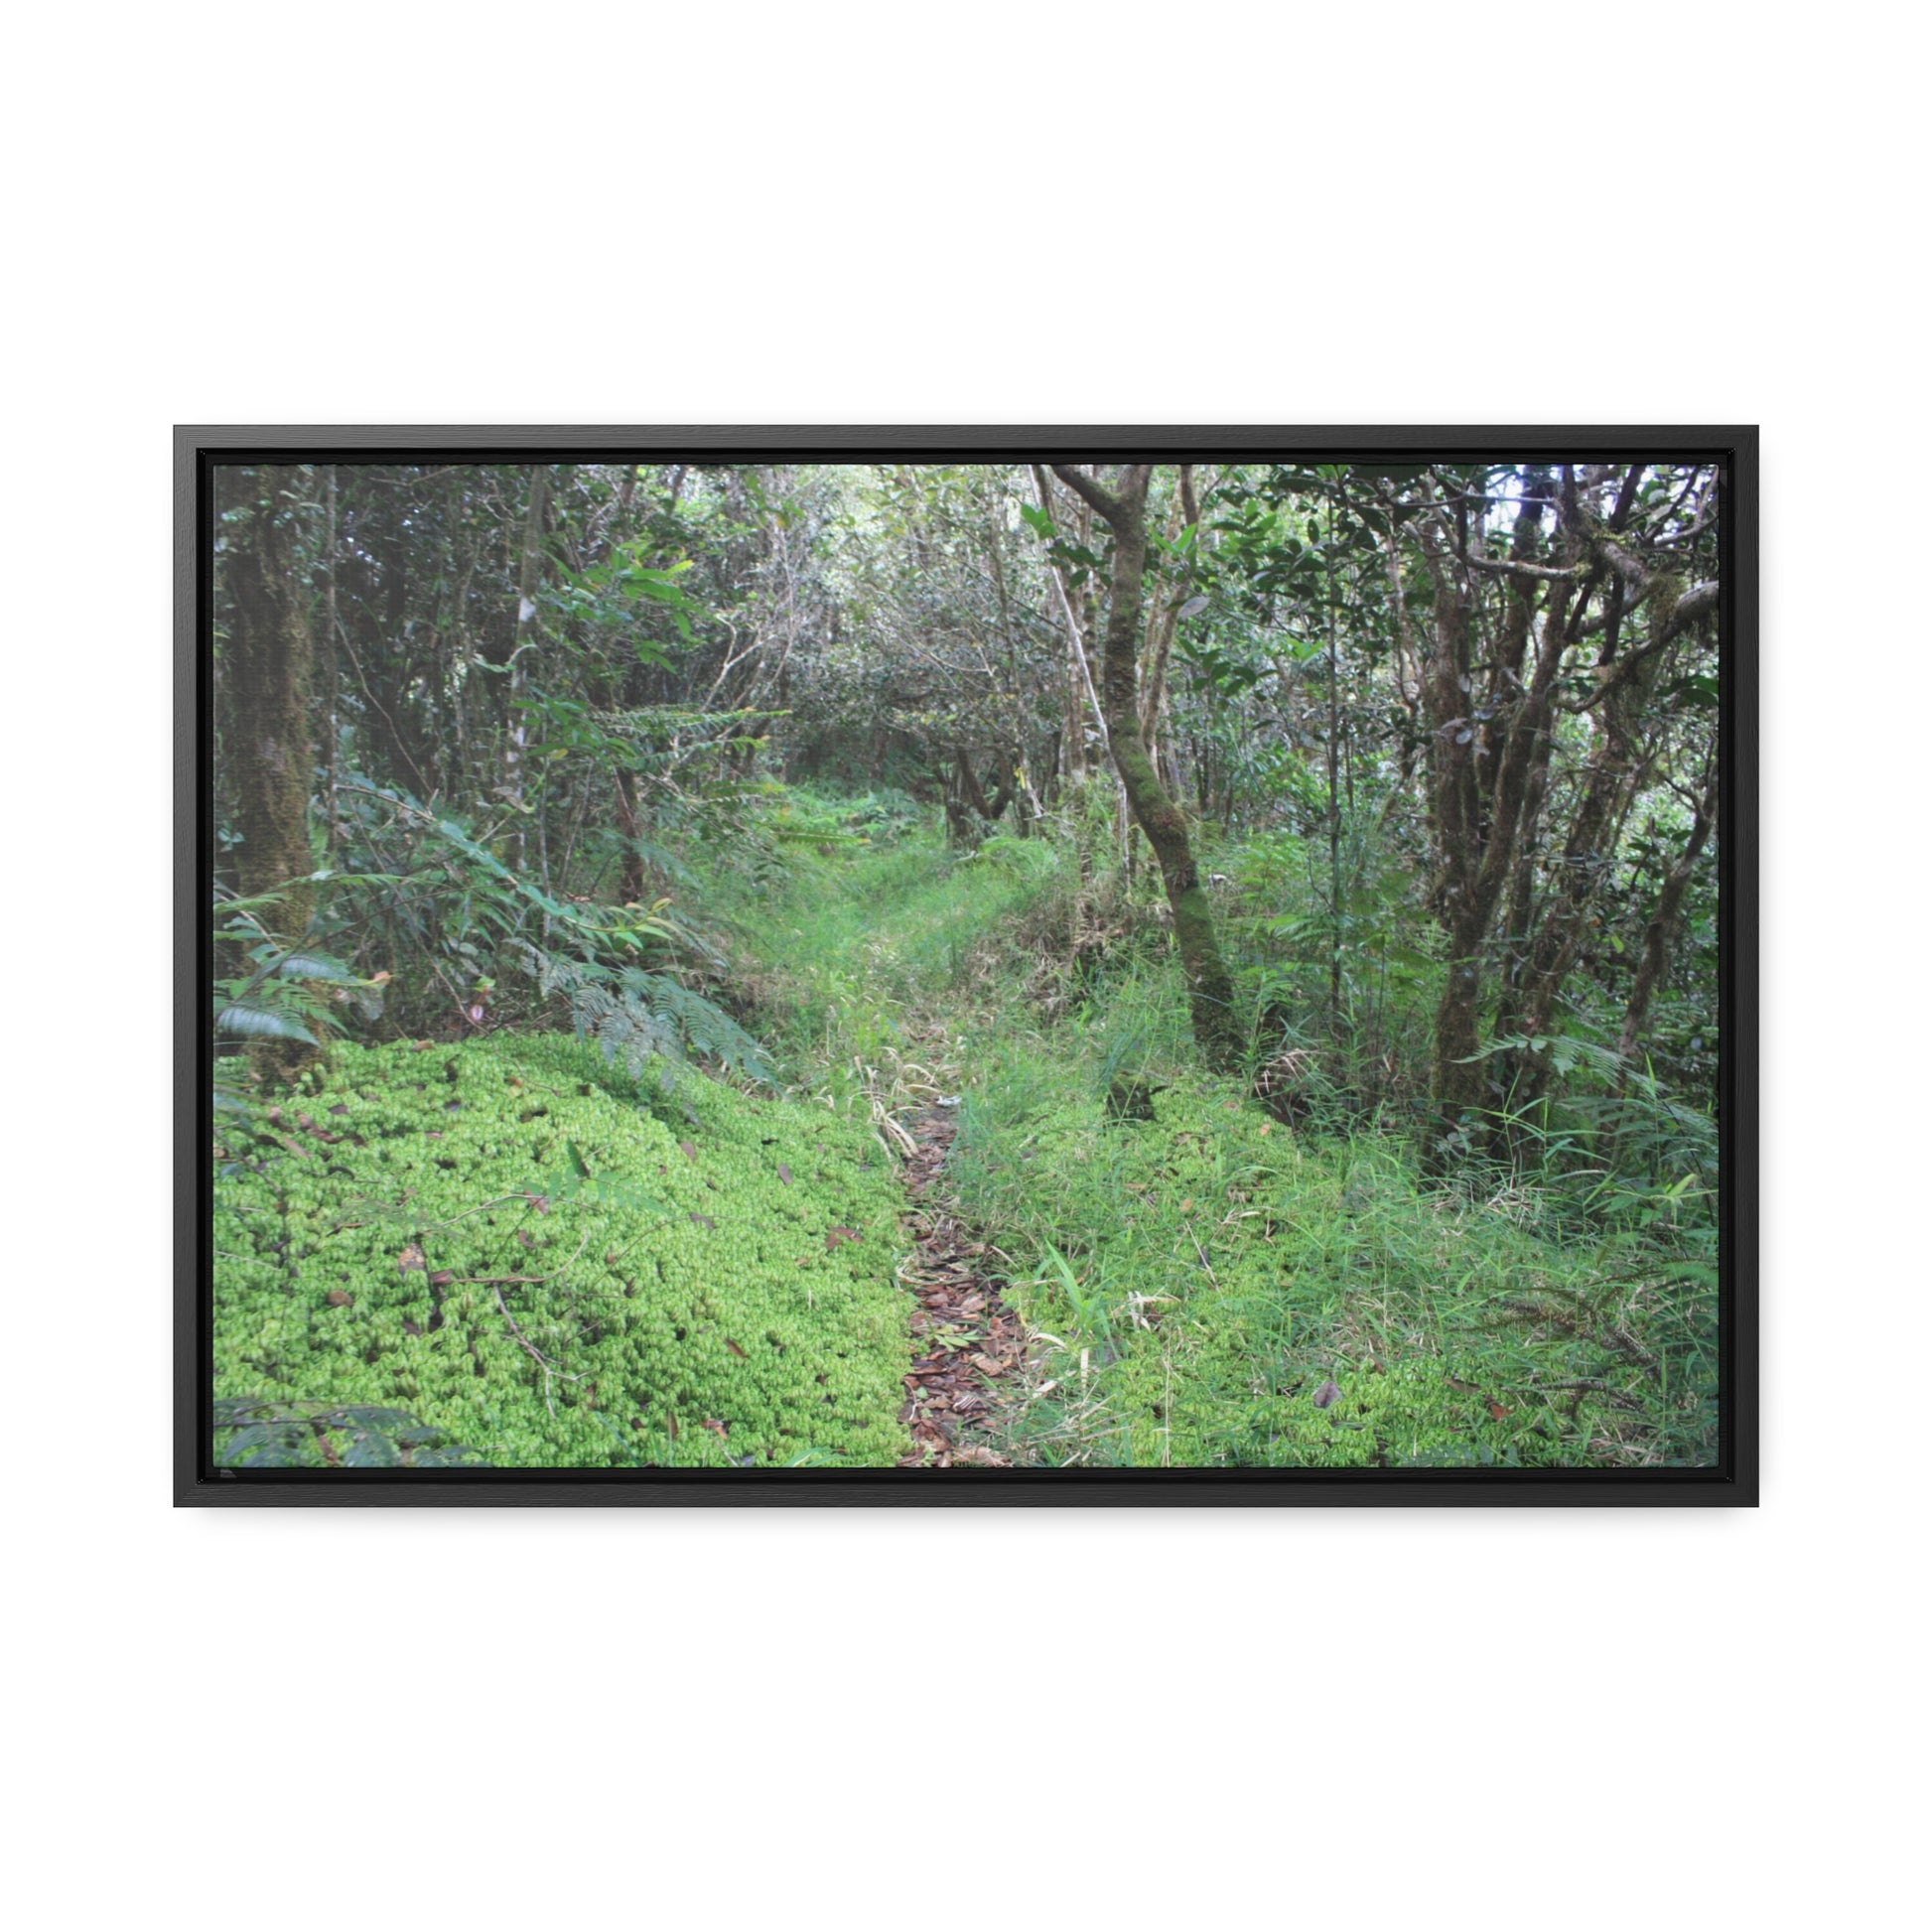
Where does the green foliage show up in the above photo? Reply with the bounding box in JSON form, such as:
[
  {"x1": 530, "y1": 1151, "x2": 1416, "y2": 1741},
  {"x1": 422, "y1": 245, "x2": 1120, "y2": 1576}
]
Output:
[
  {"x1": 965, "y1": 833, "x2": 1057, "y2": 878},
  {"x1": 953, "y1": 1059, "x2": 1717, "y2": 1468},
  {"x1": 293, "y1": 778, "x2": 747, "y2": 1048},
  {"x1": 211, "y1": 1036, "x2": 908, "y2": 1467},
  {"x1": 841, "y1": 787, "x2": 927, "y2": 841},
  {"x1": 213, "y1": 896, "x2": 378, "y2": 1055},
  {"x1": 213, "y1": 1396, "x2": 488, "y2": 1469},
  {"x1": 524, "y1": 948, "x2": 775, "y2": 1086}
]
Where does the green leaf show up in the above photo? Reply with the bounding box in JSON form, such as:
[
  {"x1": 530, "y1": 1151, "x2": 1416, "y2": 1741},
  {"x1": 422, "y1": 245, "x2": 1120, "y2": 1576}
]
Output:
[
  {"x1": 343, "y1": 1431, "x2": 401, "y2": 1468},
  {"x1": 216, "y1": 1003, "x2": 319, "y2": 1045},
  {"x1": 276, "y1": 951, "x2": 359, "y2": 983}
]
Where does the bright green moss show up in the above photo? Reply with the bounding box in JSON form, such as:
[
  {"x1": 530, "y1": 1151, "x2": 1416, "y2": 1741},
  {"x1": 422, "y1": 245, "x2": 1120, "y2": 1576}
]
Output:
[{"x1": 212, "y1": 1037, "x2": 909, "y2": 1467}]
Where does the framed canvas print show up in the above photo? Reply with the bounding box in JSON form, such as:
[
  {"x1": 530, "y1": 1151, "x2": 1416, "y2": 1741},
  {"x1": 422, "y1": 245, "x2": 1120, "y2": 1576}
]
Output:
[{"x1": 177, "y1": 427, "x2": 1755, "y2": 1505}]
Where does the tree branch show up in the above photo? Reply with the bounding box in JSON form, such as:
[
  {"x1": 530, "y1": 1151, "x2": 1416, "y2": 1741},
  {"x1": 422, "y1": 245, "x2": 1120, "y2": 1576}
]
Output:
[{"x1": 1049, "y1": 463, "x2": 1142, "y2": 526}]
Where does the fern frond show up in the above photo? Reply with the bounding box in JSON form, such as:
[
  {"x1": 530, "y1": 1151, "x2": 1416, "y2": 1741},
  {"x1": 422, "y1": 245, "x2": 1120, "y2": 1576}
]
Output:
[
  {"x1": 275, "y1": 951, "x2": 360, "y2": 983},
  {"x1": 215, "y1": 1003, "x2": 320, "y2": 1045},
  {"x1": 523, "y1": 947, "x2": 772, "y2": 1084}
]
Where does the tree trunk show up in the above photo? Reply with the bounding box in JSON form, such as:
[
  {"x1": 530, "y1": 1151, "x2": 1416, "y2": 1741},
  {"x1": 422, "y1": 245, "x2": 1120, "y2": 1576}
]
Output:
[
  {"x1": 1138, "y1": 464, "x2": 1201, "y2": 755},
  {"x1": 1618, "y1": 769, "x2": 1719, "y2": 1067},
  {"x1": 614, "y1": 764, "x2": 646, "y2": 904},
  {"x1": 1417, "y1": 470, "x2": 1558, "y2": 1159},
  {"x1": 1052, "y1": 464, "x2": 1241, "y2": 1070},
  {"x1": 505, "y1": 467, "x2": 550, "y2": 869},
  {"x1": 224, "y1": 465, "x2": 319, "y2": 1076}
]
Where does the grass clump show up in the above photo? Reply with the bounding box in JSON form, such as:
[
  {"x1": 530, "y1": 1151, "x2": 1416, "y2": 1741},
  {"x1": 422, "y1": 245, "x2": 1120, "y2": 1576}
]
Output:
[
  {"x1": 212, "y1": 1036, "x2": 909, "y2": 1467},
  {"x1": 952, "y1": 1045, "x2": 1717, "y2": 1470}
]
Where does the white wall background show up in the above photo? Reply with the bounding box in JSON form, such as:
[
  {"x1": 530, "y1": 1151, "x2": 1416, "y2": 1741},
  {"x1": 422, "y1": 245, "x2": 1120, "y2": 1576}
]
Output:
[{"x1": 7, "y1": 5, "x2": 1922, "y2": 1927}]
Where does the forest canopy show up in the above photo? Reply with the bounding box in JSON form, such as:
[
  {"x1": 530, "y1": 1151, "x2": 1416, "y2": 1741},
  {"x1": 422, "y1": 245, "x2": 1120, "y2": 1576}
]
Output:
[{"x1": 208, "y1": 456, "x2": 1723, "y2": 1472}]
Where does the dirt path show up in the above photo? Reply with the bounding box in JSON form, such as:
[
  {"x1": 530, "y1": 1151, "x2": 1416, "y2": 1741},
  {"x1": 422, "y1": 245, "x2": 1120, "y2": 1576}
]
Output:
[{"x1": 894, "y1": 1107, "x2": 1031, "y2": 1467}]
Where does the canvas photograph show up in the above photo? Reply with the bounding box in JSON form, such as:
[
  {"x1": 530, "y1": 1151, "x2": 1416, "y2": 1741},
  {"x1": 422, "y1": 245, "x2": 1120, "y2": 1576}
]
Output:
[{"x1": 186, "y1": 432, "x2": 1750, "y2": 1498}]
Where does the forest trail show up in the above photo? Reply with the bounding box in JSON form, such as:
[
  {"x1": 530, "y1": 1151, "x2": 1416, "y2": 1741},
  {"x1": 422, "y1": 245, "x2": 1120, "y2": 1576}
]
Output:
[
  {"x1": 894, "y1": 1107, "x2": 1029, "y2": 1466},
  {"x1": 761, "y1": 854, "x2": 1047, "y2": 1465}
]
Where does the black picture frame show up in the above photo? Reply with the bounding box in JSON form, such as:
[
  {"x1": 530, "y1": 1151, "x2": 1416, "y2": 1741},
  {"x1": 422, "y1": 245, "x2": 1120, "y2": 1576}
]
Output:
[{"x1": 178, "y1": 425, "x2": 1756, "y2": 1507}]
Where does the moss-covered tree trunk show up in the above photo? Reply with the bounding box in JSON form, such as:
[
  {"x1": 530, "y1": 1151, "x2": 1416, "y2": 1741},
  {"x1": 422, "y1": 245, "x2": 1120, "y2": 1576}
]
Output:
[
  {"x1": 224, "y1": 465, "x2": 318, "y2": 1076},
  {"x1": 227, "y1": 468, "x2": 317, "y2": 932},
  {"x1": 1414, "y1": 472, "x2": 1560, "y2": 1162},
  {"x1": 1050, "y1": 464, "x2": 1241, "y2": 1070}
]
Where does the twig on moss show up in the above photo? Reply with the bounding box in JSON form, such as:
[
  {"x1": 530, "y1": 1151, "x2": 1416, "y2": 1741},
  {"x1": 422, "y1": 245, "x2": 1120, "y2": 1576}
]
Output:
[{"x1": 492, "y1": 1286, "x2": 583, "y2": 1419}]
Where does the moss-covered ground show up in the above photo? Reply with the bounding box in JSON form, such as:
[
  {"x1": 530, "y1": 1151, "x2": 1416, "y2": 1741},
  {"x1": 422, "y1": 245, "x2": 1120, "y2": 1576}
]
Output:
[{"x1": 213, "y1": 1035, "x2": 907, "y2": 1466}]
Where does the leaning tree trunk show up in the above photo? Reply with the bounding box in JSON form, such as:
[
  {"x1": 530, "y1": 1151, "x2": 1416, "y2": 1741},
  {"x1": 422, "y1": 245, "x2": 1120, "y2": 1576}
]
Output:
[
  {"x1": 223, "y1": 465, "x2": 318, "y2": 1077},
  {"x1": 1051, "y1": 464, "x2": 1241, "y2": 1070}
]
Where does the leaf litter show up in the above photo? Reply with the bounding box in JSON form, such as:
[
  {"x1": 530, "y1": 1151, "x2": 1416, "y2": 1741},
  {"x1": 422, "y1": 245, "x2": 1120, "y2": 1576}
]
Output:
[{"x1": 895, "y1": 1106, "x2": 1033, "y2": 1468}]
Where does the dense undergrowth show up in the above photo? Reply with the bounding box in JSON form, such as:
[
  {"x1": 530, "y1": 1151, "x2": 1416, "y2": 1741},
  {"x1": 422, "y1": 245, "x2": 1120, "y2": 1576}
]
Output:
[
  {"x1": 706, "y1": 791, "x2": 1720, "y2": 1469},
  {"x1": 211, "y1": 782, "x2": 1719, "y2": 1472}
]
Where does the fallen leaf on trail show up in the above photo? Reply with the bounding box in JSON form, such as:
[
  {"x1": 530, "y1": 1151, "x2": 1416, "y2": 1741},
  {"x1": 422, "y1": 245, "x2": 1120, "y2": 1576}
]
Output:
[
  {"x1": 1258, "y1": 1121, "x2": 1273, "y2": 1136},
  {"x1": 825, "y1": 1225, "x2": 859, "y2": 1253},
  {"x1": 777, "y1": 1163, "x2": 792, "y2": 1184},
  {"x1": 1447, "y1": 1375, "x2": 1481, "y2": 1396},
  {"x1": 1488, "y1": 1402, "x2": 1510, "y2": 1422},
  {"x1": 428, "y1": 1271, "x2": 455, "y2": 1288},
  {"x1": 725, "y1": 1338, "x2": 748, "y2": 1359},
  {"x1": 327, "y1": 1289, "x2": 354, "y2": 1308},
  {"x1": 1312, "y1": 1379, "x2": 1342, "y2": 1409},
  {"x1": 327, "y1": 1104, "x2": 349, "y2": 1117},
  {"x1": 397, "y1": 1243, "x2": 426, "y2": 1274},
  {"x1": 679, "y1": 1140, "x2": 698, "y2": 1162}
]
